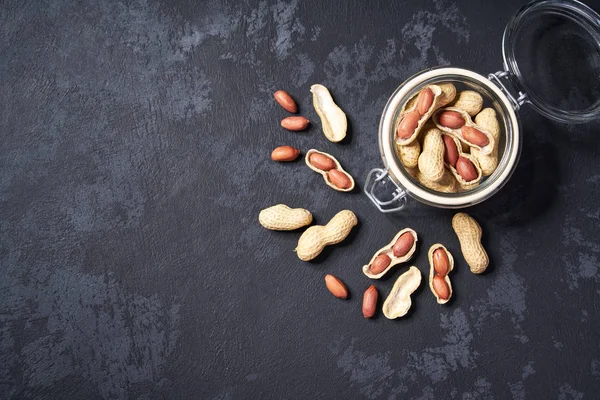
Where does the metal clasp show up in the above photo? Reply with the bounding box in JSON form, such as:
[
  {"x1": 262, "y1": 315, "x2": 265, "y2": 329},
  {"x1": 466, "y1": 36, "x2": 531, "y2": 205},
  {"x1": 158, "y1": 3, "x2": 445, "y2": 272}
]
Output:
[
  {"x1": 364, "y1": 168, "x2": 407, "y2": 213},
  {"x1": 488, "y1": 70, "x2": 528, "y2": 111}
]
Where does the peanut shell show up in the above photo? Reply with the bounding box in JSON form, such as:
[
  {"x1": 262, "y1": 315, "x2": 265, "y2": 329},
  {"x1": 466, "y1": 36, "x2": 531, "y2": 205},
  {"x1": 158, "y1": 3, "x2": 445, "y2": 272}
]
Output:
[
  {"x1": 452, "y1": 213, "x2": 489, "y2": 274},
  {"x1": 471, "y1": 108, "x2": 501, "y2": 176},
  {"x1": 450, "y1": 90, "x2": 483, "y2": 116},
  {"x1": 305, "y1": 149, "x2": 355, "y2": 192},
  {"x1": 417, "y1": 127, "x2": 445, "y2": 182},
  {"x1": 414, "y1": 168, "x2": 459, "y2": 193},
  {"x1": 311, "y1": 84, "x2": 347, "y2": 142},
  {"x1": 362, "y1": 228, "x2": 418, "y2": 279},
  {"x1": 428, "y1": 244, "x2": 454, "y2": 304},
  {"x1": 395, "y1": 83, "x2": 457, "y2": 146},
  {"x1": 296, "y1": 210, "x2": 357, "y2": 261},
  {"x1": 395, "y1": 140, "x2": 421, "y2": 169},
  {"x1": 382, "y1": 266, "x2": 422, "y2": 319},
  {"x1": 447, "y1": 152, "x2": 483, "y2": 190},
  {"x1": 259, "y1": 204, "x2": 313, "y2": 231},
  {"x1": 433, "y1": 107, "x2": 495, "y2": 156},
  {"x1": 441, "y1": 134, "x2": 482, "y2": 190}
]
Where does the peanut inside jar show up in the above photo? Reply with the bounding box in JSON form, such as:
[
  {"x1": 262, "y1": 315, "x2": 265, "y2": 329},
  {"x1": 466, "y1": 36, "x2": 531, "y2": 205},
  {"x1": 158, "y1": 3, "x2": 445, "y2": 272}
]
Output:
[{"x1": 394, "y1": 81, "x2": 505, "y2": 194}]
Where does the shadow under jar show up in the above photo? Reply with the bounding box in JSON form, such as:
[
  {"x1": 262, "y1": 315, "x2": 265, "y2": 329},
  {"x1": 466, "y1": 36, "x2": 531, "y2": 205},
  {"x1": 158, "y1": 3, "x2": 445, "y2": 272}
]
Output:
[{"x1": 365, "y1": 0, "x2": 600, "y2": 212}]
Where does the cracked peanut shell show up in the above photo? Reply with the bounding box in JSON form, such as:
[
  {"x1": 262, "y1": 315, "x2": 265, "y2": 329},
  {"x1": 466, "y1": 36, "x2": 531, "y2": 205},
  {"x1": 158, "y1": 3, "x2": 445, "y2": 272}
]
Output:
[
  {"x1": 382, "y1": 266, "x2": 422, "y2": 319},
  {"x1": 428, "y1": 244, "x2": 454, "y2": 304},
  {"x1": 362, "y1": 228, "x2": 418, "y2": 279},
  {"x1": 305, "y1": 149, "x2": 355, "y2": 192},
  {"x1": 395, "y1": 83, "x2": 456, "y2": 146}
]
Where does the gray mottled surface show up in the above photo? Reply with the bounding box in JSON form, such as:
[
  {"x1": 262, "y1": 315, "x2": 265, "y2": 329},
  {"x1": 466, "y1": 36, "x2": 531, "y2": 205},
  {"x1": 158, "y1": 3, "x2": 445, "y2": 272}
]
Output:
[{"x1": 2, "y1": 0, "x2": 600, "y2": 398}]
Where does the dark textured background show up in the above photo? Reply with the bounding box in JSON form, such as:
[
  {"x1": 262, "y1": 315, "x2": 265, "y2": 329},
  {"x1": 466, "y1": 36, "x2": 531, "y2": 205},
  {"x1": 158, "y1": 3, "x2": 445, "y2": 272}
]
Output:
[{"x1": 2, "y1": 0, "x2": 600, "y2": 398}]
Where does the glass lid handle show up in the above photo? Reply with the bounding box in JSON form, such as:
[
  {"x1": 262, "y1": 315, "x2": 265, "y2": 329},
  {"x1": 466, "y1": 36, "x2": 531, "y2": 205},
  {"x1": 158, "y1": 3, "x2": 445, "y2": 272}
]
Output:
[
  {"x1": 488, "y1": 70, "x2": 529, "y2": 111},
  {"x1": 364, "y1": 168, "x2": 407, "y2": 213}
]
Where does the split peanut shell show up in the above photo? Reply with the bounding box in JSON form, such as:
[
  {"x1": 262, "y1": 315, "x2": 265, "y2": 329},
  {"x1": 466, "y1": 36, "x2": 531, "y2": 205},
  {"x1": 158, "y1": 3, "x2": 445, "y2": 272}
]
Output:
[
  {"x1": 433, "y1": 107, "x2": 495, "y2": 156},
  {"x1": 441, "y1": 134, "x2": 482, "y2": 190},
  {"x1": 382, "y1": 266, "x2": 422, "y2": 319},
  {"x1": 447, "y1": 152, "x2": 483, "y2": 191},
  {"x1": 362, "y1": 228, "x2": 418, "y2": 279},
  {"x1": 471, "y1": 108, "x2": 501, "y2": 176},
  {"x1": 311, "y1": 84, "x2": 347, "y2": 143},
  {"x1": 305, "y1": 149, "x2": 355, "y2": 192},
  {"x1": 395, "y1": 83, "x2": 457, "y2": 146},
  {"x1": 428, "y1": 244, "x2": 454, "y2": 304}
]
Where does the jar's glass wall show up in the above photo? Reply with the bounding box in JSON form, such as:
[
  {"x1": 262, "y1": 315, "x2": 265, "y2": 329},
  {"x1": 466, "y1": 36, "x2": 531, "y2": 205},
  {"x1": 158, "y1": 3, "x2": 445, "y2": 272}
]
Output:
[
  {"x1": 388, "y1": 76, "x2": 514, "y2": 198},
  {"x1": 378, "y1": 68, "x2": 522, "y2": 209}
]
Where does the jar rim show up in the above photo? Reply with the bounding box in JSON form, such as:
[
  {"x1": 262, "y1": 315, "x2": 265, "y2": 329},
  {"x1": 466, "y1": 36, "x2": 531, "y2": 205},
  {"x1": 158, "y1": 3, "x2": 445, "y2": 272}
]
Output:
[
  {"x1": 502, "y1": 0, "x2": 600, "y2": 123},
  {"x1": 379, "y1": 67, "x2": 521, "y2": 208}
]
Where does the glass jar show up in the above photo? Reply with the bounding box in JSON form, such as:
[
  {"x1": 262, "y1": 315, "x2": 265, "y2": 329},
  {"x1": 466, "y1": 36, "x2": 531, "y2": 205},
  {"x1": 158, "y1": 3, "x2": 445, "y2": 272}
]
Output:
[{"x1": 365, "y1": 0, "x2": 600, "y2": 212}]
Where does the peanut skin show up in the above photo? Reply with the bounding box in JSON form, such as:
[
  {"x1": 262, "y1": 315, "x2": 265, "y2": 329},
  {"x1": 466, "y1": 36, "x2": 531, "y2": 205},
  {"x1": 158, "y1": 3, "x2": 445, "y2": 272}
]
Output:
[
  {"x1": 369, "y1": 254, "x2": 392, "y2": 275},
  {"x1": 443, "y1": 134, "x2": 459, "y2": 167},
  {"x1": 452, "y1": 213, "x2": 489, "y2": 274},
  {"x1": 327, "y1": 169, "x2": 352, "y2": 190},
  {"x1": 417, "y1": 88, "x2": 434, "y2": 115},
  {"x1": 271, "y1": 146, "x2": 300, "y2": 162},
  {"x1": 296, "y1": 210, "x2": 358, "y2": 261},
  {"x1": 461, "y1": 126, "x2": 489, "y2": 147},
  {"x1": 456, "y1": 157, "x2": 478, "y2": 182},
  {"x1": 392, "y1": 232, "x2": 415, "y2": 257},
  {"x1": 397, "y1": 110, "x2": 421, "y2": 139},
  {"x1": 325, "y1": 274, "x2": 348, "y2": 299},
  {"x1": 309, "y1": 153, "x2": 336, "y2": 171},
  {"x1": 433, "y1": 248, "x2": 450, "y2": 277},
  {"x1": 274, "y1": 90, "x2": 298, "y2": 113},
  {"x1": 432, "y1": 275, "x2": 450, "y2": 300},
  {"x1": 438, "y1": 111, "x2": 465, "y2": 129},
  {"x1": 362, "y1": 285, "x2": 378, "y2": 318},
  {"x1": 281, "y1": 116, "x2": 310, "y2": 131}
]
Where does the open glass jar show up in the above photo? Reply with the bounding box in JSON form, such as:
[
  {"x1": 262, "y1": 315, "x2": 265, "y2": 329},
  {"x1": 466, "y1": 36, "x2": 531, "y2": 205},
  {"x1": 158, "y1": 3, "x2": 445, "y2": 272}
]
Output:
[{"x1": 365, "y1": 0, "x2": 600, "y2": 212}]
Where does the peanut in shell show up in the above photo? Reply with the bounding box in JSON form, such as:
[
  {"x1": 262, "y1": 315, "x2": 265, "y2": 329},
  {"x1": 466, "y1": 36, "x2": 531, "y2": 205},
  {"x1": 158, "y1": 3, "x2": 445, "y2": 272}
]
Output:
[
  {"x1": 362, "y1": 228, "x2": 418, "y2": 279},
  {"x1": 296, "y1": 210, "x2": 357, "y2": 261},
  {"x1": 471, "y1": 108, "x2": 501, "y2": 176},
  {"x1": 428, "y1": 244, "x2": 454, "y2": 304},
  {"x1": 305, "y1": 149, "x2": 355, "y2": 192},
  {"x1": 452, "y1": 213, "x2": 489, "y2": 274},
  {"x1": 395, "y1": 83, "x2": 457, "y2": 146},
  {"x1": 417, "y1": 127, "x2": 446, "y2": 183},
  {"x1": 433, "y1": 107, "x2": 495, "y2": 156},
  {"x1": 449, "y1": 90, "x2": 483, "y2": 116},
  {"x1": 259, "y1": 204, "x2": 312, "y2": 231}
]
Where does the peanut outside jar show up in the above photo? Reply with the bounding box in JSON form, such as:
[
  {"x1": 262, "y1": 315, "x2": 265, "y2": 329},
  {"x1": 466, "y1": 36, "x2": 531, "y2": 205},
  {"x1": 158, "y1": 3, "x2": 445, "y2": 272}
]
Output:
[{"x1": 365, "y1": 0, "x2": 600, "y2": 212}]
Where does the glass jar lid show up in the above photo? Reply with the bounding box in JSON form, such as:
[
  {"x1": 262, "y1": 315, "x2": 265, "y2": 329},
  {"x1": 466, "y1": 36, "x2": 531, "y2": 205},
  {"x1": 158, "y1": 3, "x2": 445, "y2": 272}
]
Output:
[{"x1": 502, "y1": 0, "x2": 600, "y2": 123}]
